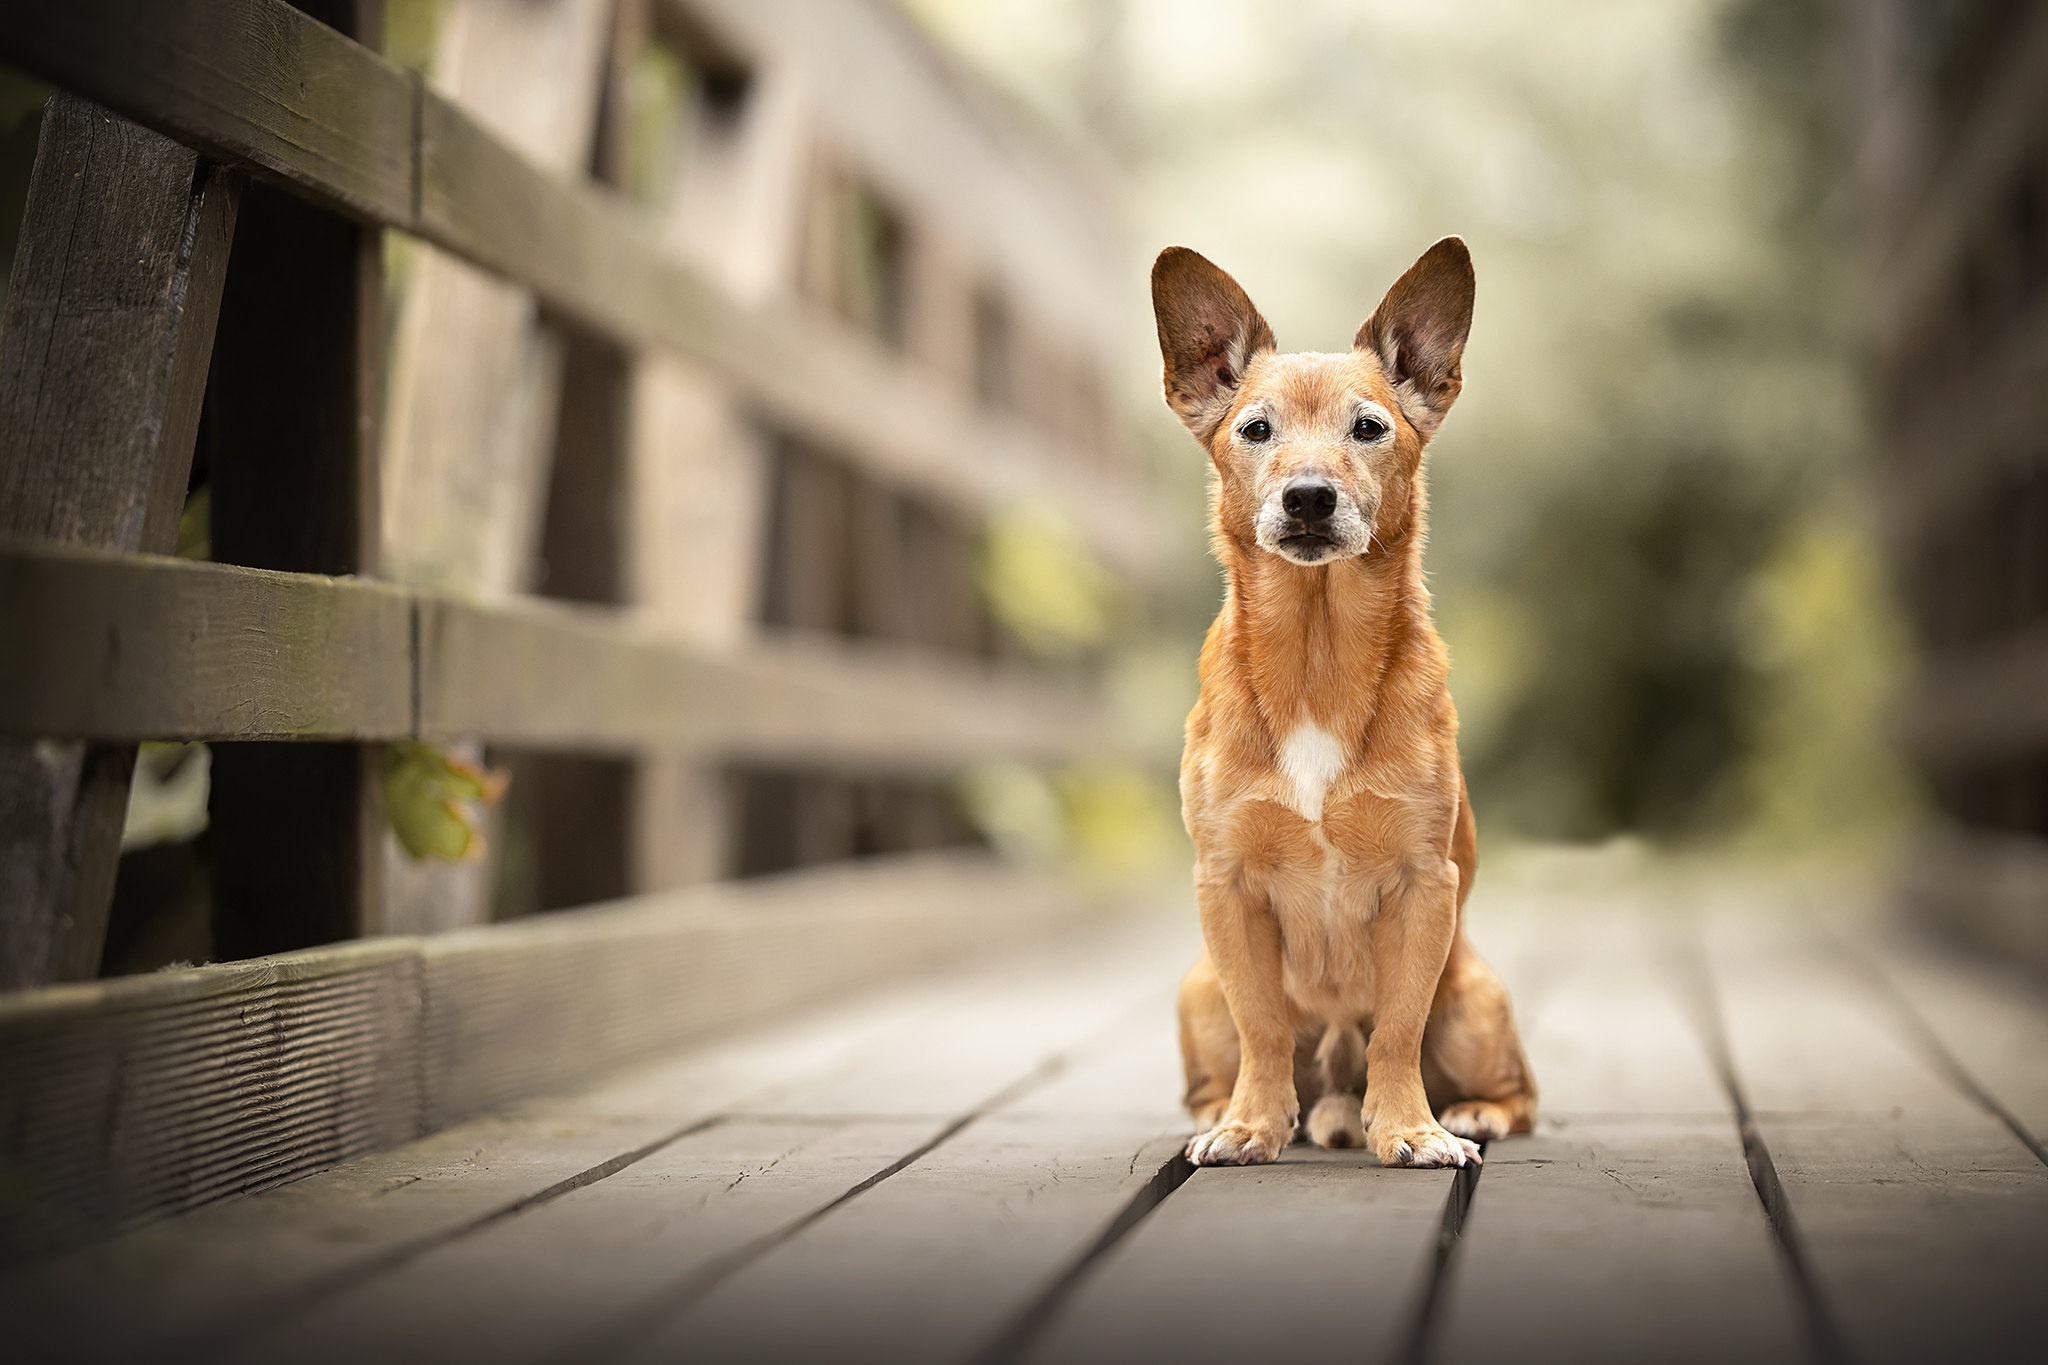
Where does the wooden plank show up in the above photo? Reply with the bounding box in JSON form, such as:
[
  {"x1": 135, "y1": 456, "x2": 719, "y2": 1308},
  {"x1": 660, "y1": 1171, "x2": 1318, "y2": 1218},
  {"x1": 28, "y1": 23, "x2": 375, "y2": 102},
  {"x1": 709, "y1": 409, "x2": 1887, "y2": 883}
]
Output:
[
  {"x1": 0, "y1": 542, "x2": 414, "y2": 743},
  {"x1": 1901, "y1": 822, "x2": 2048, "y2": 979},
  {"x1": 1022, "y1": 1149, "x2": 1455, "y2": 1365},
  {"x1": 204, "y1": 1, "x2": 388, "y2": 954},
  {"x1": 0, "y1": 971, "x2": 988, "y2": 1358},
  {"x1": 676, "y1": 0, "x2": 1123, "y2": 359},
  {"x1": 0, "y1": 851, "x2": 1093, "y2": 1263},
  {"x1": 1432, "y1": 921, "x2": 1804, "y2": 1363},
  {"x1": 0, "y1": 92, "x2": 241, "y2": 987},
  {"x1": 0, "y1": 0, "x2": 1156, "y2": 577},
  {"x1": 1702, "y1": 908, "x2": 2048, "y2": 1365},
  {"x1": 632, "y1": 1119, "x2": 1187, "y2": 1365},
  {"x1": 1843, "y1": 918, "x2": 2048, "y2": 1152},
  {"x1": 0, "y1": 0, "x2": 414, "y2": 224},
  {"x1": 417, "y1": 592, "x2": 1098, "y2": 763},
  {"x1": 0, "y1": 938, "x2": 422, "y2": 1264},
  {"x1": 1905, "y1": 617, "x2": 2048, "y2": 759},
  {"x1": 92, "y1": 919, "x2": 1182, "y2": 1365},
  {"x1": 0, "y1": 541, "x2": 1101, "y2": 762},
  {"x1": 1876, "y1": 3, "x2": 2048, "y2": 342}
]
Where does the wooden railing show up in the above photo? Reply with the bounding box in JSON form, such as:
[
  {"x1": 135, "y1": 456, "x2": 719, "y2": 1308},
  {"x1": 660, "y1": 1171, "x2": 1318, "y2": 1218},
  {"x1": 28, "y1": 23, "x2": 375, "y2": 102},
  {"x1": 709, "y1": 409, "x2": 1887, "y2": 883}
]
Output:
[{"x1": 0, "y1": 0, "x2": 1139, "y2": 985}]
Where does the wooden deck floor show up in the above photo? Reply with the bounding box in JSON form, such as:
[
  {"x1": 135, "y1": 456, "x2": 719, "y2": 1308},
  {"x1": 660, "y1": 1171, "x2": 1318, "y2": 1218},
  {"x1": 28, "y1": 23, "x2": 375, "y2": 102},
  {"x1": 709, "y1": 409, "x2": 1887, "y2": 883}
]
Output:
[{"x1": 4, "y1": 859, "x2": 2048, "y2": 1365}]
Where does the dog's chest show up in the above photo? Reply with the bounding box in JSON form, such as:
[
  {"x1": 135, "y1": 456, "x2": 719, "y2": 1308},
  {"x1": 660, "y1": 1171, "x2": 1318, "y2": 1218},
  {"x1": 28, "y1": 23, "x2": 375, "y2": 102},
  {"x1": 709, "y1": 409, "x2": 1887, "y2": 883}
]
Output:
[{"x1": 1276, "y1": 723, "x2": 1346, "y2": 822}]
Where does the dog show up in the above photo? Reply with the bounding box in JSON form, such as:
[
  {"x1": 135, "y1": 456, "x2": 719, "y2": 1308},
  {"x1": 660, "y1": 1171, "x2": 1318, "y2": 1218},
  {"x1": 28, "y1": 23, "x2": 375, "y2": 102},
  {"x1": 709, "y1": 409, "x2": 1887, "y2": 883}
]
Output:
[{"x1": 1155, "y1": 237, "x2": 1536, "y2": 1169}]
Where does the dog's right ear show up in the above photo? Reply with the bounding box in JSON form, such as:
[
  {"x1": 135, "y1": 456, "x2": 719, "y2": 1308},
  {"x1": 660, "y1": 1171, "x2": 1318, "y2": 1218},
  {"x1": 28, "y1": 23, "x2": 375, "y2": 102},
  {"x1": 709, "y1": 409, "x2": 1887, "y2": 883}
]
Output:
[{"x1": 1151, "y1": 247, "x2": 1275, "y2": 440}]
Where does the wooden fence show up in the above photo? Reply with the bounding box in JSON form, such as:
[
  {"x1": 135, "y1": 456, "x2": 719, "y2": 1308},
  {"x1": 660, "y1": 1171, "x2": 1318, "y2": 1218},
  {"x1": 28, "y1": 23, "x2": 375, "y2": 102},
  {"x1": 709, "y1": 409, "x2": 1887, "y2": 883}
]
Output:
[
  {"x1": 1855, "y1": 1, "x2": 2048, "y2": 970},
  {"x1": 0, "y1": 0, "x2": 1142, "y2": 1254}
]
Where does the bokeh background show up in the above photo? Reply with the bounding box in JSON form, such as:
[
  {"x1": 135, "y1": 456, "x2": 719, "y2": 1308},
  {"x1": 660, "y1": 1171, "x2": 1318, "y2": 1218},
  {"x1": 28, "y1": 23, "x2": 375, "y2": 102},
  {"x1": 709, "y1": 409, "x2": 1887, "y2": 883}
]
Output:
[{"x1": 917, "y1": 0, "x2": 1916, "y2": 873}]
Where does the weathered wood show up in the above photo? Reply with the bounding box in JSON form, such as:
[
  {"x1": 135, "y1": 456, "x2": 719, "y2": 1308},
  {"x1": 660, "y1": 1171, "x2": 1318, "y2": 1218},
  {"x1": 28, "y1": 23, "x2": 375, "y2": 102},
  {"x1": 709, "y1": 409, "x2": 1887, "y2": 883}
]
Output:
[
  {"x1": 0, "y1": 851, "x2": 1093, "y2": 1265},
  {"x1": 1876, "y1": 2, "x2": 2048, "y2": 342},
  {"x1": 0, "y1": 0, "x2": 1157, "y2": 576},
  {"x1": 1702, "y1": 910, "x2": 2048, "y2": 1365},
  {"x1": 1844, "y1": 918, "x2": 2048, "y2": 1150},
  {"x1": 0, "y1": 541, "x2": 1102, "y2": 762},
  {"x1": 1023, "y1": 1149, "x2": 1454, "y2": 1365},
  {"x1": 1905, "y1": 616, "x2": 2048, "y2": 759},
  {"x1": 0, "y1": 542, "x2": 414, "y2": 742},
  {"x1": 0, "y1": 957, "x2": 1043, "y2": 1358},
  {"x1": 205, "y1": 0, "x2": 387, "y2": 952},
  {"x1": 640, "y1": 1120, "x2": 1188, "y2": 1365},
  {"x1": 0, "y1": 937, "x2": 422, "y2": 1265},
  {"x1": 1433, "y1": 925, "x2": 1804, "y2": 1364},
  {"x1": 0, "y1": 0, "x2": 414, "y2": 225},
  {"x1": 194, "y1": 923, "x2": 1178, "y2": 1365},
  {"x1": 1902, "y1": 822, "x2": 2048, "y2": 975},
  {"x1": 0, "y1": 92, "x2": 241, "y2": 987}
]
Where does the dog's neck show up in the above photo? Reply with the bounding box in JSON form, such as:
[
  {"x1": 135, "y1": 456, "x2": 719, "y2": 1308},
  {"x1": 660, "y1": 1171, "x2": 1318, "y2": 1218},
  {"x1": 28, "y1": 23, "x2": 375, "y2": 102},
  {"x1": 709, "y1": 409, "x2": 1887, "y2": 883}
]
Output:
[{"x1": 1213, "y1": 478, "x2": 1438, "y2": 740}]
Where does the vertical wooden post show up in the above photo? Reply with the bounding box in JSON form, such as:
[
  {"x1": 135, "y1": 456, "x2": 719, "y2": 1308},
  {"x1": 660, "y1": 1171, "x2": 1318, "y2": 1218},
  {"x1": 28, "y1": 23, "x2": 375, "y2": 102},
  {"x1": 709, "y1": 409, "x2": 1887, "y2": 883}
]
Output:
[
  {"x1": 202, "y1": 0, "x2": 386, "y2": 959},
  {"x1": 0, "y1": 93, "x2": 240, "y2": 986},
  {"x1": 379, "y1": 0, "x2": 615, "y2": 932},
  {"x1": 624, "y1": 45, "x2": 812, "y2": 889}
]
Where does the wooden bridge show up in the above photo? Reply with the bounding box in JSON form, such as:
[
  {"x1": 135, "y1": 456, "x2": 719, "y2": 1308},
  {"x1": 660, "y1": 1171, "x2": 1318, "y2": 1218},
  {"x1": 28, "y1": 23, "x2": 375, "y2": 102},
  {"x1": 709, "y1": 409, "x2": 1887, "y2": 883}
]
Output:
[
  {"x1": 3, "y1": 1, "x2": 2048, "y2": 1362},
  {"x1": 4, "y1": 860, "x2": 2048, "y2": 1363}
]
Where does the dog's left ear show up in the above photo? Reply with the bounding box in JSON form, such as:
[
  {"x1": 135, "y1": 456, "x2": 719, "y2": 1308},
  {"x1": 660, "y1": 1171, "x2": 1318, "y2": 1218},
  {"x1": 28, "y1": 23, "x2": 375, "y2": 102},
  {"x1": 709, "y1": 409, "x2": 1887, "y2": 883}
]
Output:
[{"x1": 1356, "y1": 236, "x2": 1474, "y2": 436}]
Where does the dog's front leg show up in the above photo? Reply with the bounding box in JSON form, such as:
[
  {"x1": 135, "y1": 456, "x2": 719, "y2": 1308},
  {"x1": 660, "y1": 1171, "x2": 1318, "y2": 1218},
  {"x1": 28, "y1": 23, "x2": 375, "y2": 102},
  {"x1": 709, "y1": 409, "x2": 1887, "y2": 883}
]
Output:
[
  {"x1": 1185, "y1": 869, "x2": 1296, "y2": 1166},
  {"x1": 1362, "y1": 861, "x2": 1483, "y2": 1168}
]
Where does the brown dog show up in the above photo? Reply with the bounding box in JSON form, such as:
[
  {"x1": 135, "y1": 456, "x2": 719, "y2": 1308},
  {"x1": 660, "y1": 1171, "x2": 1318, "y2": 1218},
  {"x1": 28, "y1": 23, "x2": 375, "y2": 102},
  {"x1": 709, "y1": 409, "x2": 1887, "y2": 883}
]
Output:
[{"x1": 1156, "y1": 237, "x2": 1536, "y2": 1169}]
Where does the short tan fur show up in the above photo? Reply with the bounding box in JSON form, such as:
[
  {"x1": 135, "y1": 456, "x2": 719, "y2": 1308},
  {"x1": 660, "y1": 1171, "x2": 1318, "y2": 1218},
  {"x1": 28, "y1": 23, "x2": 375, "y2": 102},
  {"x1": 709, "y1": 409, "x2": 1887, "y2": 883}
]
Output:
[{"x1": 1156, "y1": 238, "x2": 1537, "y2": 1169}]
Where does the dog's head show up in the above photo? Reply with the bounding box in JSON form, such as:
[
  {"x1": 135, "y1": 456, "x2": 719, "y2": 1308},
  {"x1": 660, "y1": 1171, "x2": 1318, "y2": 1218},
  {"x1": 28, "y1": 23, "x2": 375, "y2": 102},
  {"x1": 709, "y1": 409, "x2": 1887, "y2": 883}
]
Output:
[{"x1": 1150, "y1": 238, "x2": 1474, "y2": 566}]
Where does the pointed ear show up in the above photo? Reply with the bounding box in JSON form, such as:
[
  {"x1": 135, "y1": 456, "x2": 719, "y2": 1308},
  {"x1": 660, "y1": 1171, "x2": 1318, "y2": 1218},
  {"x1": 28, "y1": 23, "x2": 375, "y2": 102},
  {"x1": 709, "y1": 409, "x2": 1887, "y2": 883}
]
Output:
[
  {"x1": 1355, "y1": 236, "x2": 1474, "y2": 435},
  {"x1": 1151, "y1": 247, "x2": 1276, "y2": 440}
]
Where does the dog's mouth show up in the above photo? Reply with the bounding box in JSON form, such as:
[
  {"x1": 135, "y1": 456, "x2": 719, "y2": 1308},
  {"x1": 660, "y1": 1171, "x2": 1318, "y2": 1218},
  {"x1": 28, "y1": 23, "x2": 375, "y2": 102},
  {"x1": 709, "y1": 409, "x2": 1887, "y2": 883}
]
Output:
[{"x1": 1277, "y1": 532, "x2": 1339, "y2": 563}]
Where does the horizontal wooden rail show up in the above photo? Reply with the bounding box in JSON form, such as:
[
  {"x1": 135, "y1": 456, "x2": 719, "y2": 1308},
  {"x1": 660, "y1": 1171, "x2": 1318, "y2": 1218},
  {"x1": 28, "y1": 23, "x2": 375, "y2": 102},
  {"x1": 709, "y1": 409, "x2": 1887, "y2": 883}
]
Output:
[
  {"x1": 1876, "y1": 4, "x2": 2048, "y2": 342},
  {"x1": 1903, "y1": 619, "x2": 2048, "y2": 761},
  {"x1": 0, "y1": 0, "x2": 1155, "y2": 578},
  {"x1": 0, "y1": 539, "x2": 1100, "y2": 765},
  {"x1": 0, "y1": 850, "x2": 1094, "y2": 1261}
]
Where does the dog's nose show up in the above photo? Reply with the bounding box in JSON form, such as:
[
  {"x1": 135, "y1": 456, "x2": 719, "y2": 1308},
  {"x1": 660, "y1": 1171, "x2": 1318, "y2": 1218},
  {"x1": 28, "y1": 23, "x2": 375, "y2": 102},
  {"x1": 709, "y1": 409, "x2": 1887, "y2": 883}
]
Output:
[{"x1": 1281, "y1": 479, "x2": 1338, "y2": 524}]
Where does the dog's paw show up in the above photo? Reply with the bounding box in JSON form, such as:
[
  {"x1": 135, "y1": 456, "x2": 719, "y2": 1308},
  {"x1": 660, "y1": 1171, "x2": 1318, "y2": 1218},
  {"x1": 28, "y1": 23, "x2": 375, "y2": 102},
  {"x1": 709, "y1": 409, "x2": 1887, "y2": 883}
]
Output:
[
  {"x1": 1186, "y1": 1119, "x2": 1287, "y2": 1166},
  {"x1": 1438, "y1": 1100, "x2": 1514, "y2": 1142},
  {"x1": 1306, "y1": 1093, "x2": 1364, "y2": 1150},
  {"x1": 1370, "y1": 1121, "x2": 1482, "y2": 1169}
]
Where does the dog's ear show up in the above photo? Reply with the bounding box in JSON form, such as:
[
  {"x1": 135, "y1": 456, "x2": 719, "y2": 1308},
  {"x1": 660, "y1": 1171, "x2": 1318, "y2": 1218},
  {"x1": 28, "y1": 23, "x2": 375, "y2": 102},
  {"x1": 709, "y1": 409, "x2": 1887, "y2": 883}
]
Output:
[
  {"x1": 1356, "y1": 236, "x2": 1474, "y2": 436},
  {"x1": 1152, "y1": 247, "x2": 1276, "y2": 440}
]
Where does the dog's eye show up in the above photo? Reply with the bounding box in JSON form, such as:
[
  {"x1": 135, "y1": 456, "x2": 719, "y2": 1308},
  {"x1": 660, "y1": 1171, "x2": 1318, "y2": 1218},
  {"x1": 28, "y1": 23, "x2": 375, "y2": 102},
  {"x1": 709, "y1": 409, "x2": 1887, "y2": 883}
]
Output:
[
  {"x1": 1352, "y1": 415, "x2": 1389, "y2": 441},
  {"x1": 1239, "y1": 419, "x2": 1272, "y2": 443}
]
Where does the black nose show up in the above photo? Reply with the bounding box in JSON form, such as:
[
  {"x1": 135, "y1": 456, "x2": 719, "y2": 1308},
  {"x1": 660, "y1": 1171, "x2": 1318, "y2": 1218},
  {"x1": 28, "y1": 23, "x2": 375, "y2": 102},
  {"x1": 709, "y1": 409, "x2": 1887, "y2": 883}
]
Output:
[{"x1": 1281, "y1": 479, "x2": 1338, "y2": 524}]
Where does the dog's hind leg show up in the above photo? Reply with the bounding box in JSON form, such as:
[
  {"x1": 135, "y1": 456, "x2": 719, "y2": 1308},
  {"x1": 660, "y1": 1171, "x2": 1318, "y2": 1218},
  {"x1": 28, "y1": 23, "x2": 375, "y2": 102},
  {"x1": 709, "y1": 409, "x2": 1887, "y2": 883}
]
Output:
[
  {"x1": 1178, "y1": 954, "x2": 1239, "y2": 1130},
  {"x1": 1422, "y1": 933, "x2": 1538, "y2": 1141},
  {"x1": 1305, "y1": 1023, "x2": 1366, "y2": 1149}
]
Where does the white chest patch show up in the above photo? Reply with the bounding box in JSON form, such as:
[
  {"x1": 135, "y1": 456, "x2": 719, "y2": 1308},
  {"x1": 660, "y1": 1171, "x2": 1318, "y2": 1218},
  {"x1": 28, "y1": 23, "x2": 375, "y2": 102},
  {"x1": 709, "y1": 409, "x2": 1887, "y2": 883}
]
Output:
[{"x1": 1277, "y1": 724, "x2": 1347, "y2": 822}]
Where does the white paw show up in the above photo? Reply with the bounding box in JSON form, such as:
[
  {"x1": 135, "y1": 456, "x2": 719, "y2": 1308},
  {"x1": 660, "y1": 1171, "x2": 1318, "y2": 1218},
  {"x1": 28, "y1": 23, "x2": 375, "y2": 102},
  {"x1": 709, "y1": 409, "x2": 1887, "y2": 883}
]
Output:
[
  {"x1": 1186, "y1": 1119, "x2": 1286, "y2": 1166},
  {"x1": 1306, "y1": 1093, "x2": 1364, "y2": 1149},
  {"x1": 1372, "y1": 1123, "x2": 1482, "y2": 1168},
  {"x1": 1438, "y1": 1101, "x2": 1509, "y2": 1141}
]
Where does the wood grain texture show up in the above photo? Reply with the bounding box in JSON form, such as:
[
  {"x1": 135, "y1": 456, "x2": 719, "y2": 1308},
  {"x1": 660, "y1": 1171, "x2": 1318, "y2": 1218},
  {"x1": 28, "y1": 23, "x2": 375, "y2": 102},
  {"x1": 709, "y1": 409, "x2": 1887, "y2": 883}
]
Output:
[
  {"x1": 0, "y1": 851, "x2": 1092, "y2": 1264},
  {"x1": 0, "y1": 542, "x2": 413, "y2": 742},
  {"x1": 1432, "y1": 925, "x2": 1804, "y2": 1365},
  {"x1": 1023, "y1": 1148, "x2": 1454, "y2": 1365},
  {"x1": 0, "y1": 938, "x2": 423, "y2": 1264},
  {"x1": 0, "y1": 92, "x2": 241, "y2": 987},
  {"x1": 0, "y1": 0, "x2": 1156, "y2": 575},
  {"x1": 1703, "y1": 910, "x2": 2048, "y2": 1365},
  {"x1": 0, "y1": 964, "x2": 981, "y2": 1360},
  {"x1": 0, "y1": 540, "x2": 1101, "y2": 763},
  {"x1": 0, "y1": 0, "x2": 414, "y2": 223}
]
